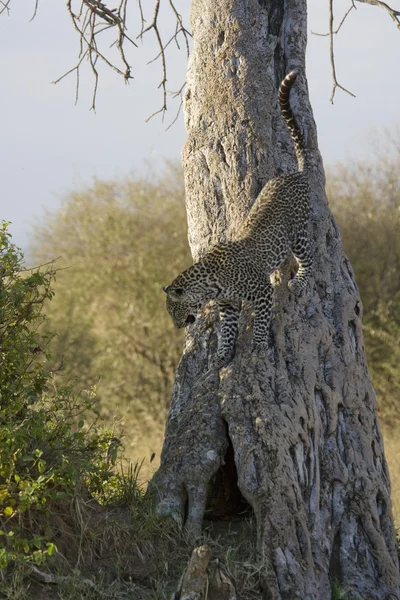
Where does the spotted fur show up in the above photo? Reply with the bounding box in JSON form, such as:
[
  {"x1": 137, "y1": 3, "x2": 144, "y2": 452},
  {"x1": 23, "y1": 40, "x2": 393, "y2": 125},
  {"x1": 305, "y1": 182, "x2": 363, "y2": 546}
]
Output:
[{"x1": 164, "y1": 71, "x2": 312, "y2": 367}]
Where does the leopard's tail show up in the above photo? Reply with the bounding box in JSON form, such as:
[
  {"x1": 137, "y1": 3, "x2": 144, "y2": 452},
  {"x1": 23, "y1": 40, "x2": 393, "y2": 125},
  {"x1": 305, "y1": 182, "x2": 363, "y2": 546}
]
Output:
[{"x1": 278, "y1": 71, "x2": 306, "y2": 172}]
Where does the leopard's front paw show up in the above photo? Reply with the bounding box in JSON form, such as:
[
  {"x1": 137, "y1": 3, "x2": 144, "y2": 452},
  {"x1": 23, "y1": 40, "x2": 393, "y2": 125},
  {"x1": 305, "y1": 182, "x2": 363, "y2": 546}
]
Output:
[
  {"x1": 251, "y1": 341, "x2": 268, "y2": 359},
  {"x1": 288, "y1": 278, "x2": 305, "y2": 295},
  {"x1": 210, "y1": 346, "x2": 235, "y2": 370}
]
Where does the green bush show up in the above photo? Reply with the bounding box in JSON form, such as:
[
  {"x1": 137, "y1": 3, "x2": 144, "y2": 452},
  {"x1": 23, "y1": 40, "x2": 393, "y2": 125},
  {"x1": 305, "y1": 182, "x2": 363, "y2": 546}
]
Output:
[{"x1": 0, "y1": 222, "x2": 119, "y2": 567}]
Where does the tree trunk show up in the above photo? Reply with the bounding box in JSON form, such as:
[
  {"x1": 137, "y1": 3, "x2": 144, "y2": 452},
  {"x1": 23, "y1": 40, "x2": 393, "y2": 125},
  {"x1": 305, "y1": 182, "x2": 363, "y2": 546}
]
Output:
[{"x1": 149, "y1": 0, "x2": 400, "y2": 598}]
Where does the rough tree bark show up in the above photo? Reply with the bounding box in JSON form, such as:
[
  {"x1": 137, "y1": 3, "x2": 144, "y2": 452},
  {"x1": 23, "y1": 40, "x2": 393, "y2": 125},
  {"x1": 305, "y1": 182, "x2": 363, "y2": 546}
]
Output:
[{"x1": 149, "y1": 0, "x2": 400, "y2": 598}]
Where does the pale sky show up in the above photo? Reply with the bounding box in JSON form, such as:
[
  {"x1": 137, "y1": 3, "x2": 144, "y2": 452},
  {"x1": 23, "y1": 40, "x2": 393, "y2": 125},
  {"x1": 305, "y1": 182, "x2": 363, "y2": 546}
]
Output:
[{"x1": 1, "y1": 0, "x2": 399, "y2": 252}]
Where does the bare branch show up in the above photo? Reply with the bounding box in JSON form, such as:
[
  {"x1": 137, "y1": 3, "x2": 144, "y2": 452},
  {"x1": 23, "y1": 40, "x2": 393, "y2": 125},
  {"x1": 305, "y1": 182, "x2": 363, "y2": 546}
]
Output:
[
  {"x1": 312, "y1": 0, "x2": 399, "y2": 102},
  {"x1": 31, "y1": 566, "x2": 95, "y2": 589},
  {"x1": 312, "y1": 1, "x2": 356, "y2": 36},
  {"x1": 314, "y1": 0, "x2": 357, "y2": 103},
  {"x1": 355, "y1": 0, "x2": 400, "y2": 29},
  {"x1": 52, "y1": 51, "x2": 87, "y2": 106},
  {"x1": 30, "y1": 0, "x2": 39, "y2": 21},
  {"x1": 138, "y1": 0, "x2": 191, "y2": 122},
  {"x1": 138, "y1": 0, "x2": 168, "y2": 119},
  {"x1": 59, "y1": 0, "x2": 136, "y2": 109},
  {"x1": 2, "y1": 0, "x2": 190, "y2": 118},
  {"x1": 165, "y1": 83, "x2": 186, "y2": 131},
  {"x1": 0, "y1": 0, "x2": 11, "y2": 16},
  {"x1": 168, "y1": 0, "x2": 191, "y2": 55},
  {"x1": 88, "y1": 15, "x2": 100, "y2": 111},
  {"x1": 329, "y1": 0, "x2": 356, "y2": 103},
  {"x1": 137, "y1": 0, "x2": 146, "y2": 39},
  {"x1": 83, "y1": 0, "x2": 120, "y2": 25}
]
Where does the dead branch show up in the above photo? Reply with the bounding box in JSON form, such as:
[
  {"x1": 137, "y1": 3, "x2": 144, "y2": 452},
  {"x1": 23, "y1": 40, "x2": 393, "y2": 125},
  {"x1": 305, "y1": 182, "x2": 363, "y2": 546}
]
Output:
[
  {"x1": 168, "y1": 0, "x2": 191, "y2": 56},
  {"x1": 355, "y1": 0, "x2": 400, "y2": 29},
  {"x1": 328, "y1": 0, "x2": 356, "y2": 103},
  {"x1": 0, "y1": 0, "x2": 11, "y2": 16},
  {"x1": 165, "y1": 83, "x2": 186, "y2": 131},
  {"x1": 138, "y1": 0, "x2": 191, "y2": 122},
  {"x1": 312, "y1": 0, "x2": 357, "y2": 103},
  {"x1": 30, "y1": 0, "x2": 39, "y2": 20},
  {"x1": 313, "y1": 0, "x2": 399, "y2": 103},
  {"x1": 59, "y1": 0, "x2": 136, "y2": 111},
  {"x1": 312, "y1": 1, "x2": 356, "y2": 36},
  {"x1": 140, "y1": 0, "x2": 168, "y2": 118},
  {"x1": 31, "y1": 566, "x2": 96, "y2": 588},
  {"x1": 1, "y1": 0, "x2": 190, "y2": 118}
]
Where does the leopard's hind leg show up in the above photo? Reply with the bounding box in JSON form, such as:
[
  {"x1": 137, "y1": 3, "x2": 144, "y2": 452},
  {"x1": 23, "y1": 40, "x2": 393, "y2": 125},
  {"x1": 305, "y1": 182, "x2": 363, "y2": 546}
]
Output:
[
  {"x1": 288, "y1": 236, "x2": 313, "y2": 294},
  {"x1": 252, "y1": 283, "x2": 274, "y2": 350}
]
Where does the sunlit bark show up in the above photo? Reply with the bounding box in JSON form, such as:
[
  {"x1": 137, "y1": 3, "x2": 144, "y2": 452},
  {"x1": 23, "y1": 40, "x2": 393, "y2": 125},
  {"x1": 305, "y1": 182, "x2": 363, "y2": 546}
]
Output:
[{"x1": 150, "y1": 1, "x2": 400, "y2": 597}]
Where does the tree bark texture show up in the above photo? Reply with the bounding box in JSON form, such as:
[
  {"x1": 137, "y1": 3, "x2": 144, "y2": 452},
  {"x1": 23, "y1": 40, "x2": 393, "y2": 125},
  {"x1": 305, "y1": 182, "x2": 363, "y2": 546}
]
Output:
[{"x1": 149, "y1": 0, "x2": 400, "y2": 598}]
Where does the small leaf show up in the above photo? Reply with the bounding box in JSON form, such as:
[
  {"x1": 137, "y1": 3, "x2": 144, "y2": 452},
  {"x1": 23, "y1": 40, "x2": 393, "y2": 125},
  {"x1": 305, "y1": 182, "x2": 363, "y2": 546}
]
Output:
[
  {"x1": 46, "y1": 542, "x2": 57, "y2": 556},
  {"x1": 4, "y1": 506, "x2": 13, "y2": 516}
]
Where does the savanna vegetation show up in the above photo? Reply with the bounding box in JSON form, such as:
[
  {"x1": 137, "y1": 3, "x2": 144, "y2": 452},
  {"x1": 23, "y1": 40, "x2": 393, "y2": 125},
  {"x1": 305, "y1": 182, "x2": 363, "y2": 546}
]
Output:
[
  {"x1": 326, "y1": 137, "x2": 400, "y2": 523},
  {"x1": 29, "y1": 165, "x2": 191, "y2": 478},
  {"x1": 1, "y1": 140, "x2": 399, "y2": 598},
  {"x1": 0, "y1": 215, "x2": 260, "y2": 600}
]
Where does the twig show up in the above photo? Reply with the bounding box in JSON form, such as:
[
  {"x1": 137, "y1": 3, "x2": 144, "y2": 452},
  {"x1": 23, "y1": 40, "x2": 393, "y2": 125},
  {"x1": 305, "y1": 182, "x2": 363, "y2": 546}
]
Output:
[
  {"x1": 31, "y1": 566, "x2": 96, "y2": 588},
  {"x1": 140, "y1": 0, "x2": 167, "y2": 119},
  {"x1": 1, "y1": 0, "x2": 190, "y2": 119},
  {"x1": 59, "y1": 0, "x2": 135, "y2": 109},
  {"x1": 311, "y1": 0, "x2": 356, "y2": 102},
  {"x1": 168, "y1": 0, "x2": 191, "y2": 55},
  {"x1": 328, "y1": 0, "x2": 356, "y2": 103},
  {"x1": 312, "y1": 1, "x2": 356, "y2": 36},
  {"x1": 88, "y1": 35, "x2": 99, "y2": 110},
  {"x1": 84, "y1": 0, "x2": 119, "y2": 25},
  {"x1": 139, "y1": 0, "x2": 191, "y2": 122},
  {"x1": 20, "y1": 257, "x2": 61, "y2": 272},
  {"x1": 165, "y1": 83, "x2": 186, "y2": 131},
  {"x1": 30, "y1": 0, "x2": 39, "y2": 21},
  {"x1": 313, "y1": 0, "x2": 399, "y2": 101},
  {"x1": 355, "y1": 0, "x2": 400, "y2": 29},
  {"x1": 0, "y1": 0, "x2": 11, "y2": 16},
  {"x1": 52, "y1": 52, "x2": 87, "y2": 105},
  {"x1": 137, "y1": 0, "x2": 146, "y2": 37}
]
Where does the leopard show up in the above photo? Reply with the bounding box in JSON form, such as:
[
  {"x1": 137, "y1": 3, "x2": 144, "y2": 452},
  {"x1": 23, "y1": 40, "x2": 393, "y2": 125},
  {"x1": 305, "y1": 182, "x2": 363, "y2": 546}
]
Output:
[{"x1": 163, "y1": 71, "x2": 312, "y2": 368}]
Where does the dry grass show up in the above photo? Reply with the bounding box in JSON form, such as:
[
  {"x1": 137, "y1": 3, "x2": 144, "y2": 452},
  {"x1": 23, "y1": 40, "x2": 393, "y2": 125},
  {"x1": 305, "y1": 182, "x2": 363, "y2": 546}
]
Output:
[
  {"x1": 382, "y1": 427, "x2": 400, "y2": 529},
  {"x1": 2, "y1": 419, "x2": 399, "y2": 600},
  {"x1": 122, "y1": 422, "x2": 164, "y2": 486},
  {"x1": 0, "y1": 475, "x2": 261, "y2": 600}
]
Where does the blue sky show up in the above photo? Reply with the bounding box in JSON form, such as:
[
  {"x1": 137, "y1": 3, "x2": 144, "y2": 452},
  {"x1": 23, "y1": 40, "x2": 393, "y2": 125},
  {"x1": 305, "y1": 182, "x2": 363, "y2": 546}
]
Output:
[{"x1": 1, "y1": 0, "x2": 399, "y2": 252}]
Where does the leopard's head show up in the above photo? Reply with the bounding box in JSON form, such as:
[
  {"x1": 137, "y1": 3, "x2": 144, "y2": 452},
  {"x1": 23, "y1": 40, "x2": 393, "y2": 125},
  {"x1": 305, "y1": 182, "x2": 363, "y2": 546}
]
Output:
[{"x1": 163, "y1": 286, "x2": 200, "y2": 328}]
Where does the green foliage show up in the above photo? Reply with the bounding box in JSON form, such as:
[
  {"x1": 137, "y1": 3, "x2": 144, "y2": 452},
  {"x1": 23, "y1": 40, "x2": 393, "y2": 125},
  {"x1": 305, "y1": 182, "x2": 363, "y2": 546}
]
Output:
[
  {"x1": 327, "y1": 137, "x2": 400, "y2": 427},
  {"x1": 30, "y1": 165, "x2": 191, "y2": 455},
  {"x1": 0, "y1": 222, "x2": 121, "y2": 568}
]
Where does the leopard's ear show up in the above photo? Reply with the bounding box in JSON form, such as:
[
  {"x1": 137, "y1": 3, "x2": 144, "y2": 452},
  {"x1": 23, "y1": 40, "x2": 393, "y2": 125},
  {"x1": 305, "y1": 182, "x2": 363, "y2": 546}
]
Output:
[
  {"x1": 162, "y1": 286, "x2": 169, "y2": 293},
  {"x1": 168, "y1": 287, "x2": 185, "y2": 301}
]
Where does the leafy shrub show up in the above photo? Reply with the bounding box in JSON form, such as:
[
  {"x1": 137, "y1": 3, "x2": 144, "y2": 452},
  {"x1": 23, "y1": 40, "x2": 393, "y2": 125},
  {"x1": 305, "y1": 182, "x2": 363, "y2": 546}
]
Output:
[{"x1": 0, "y1": 222, "x2": 119, "y2": 567}]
